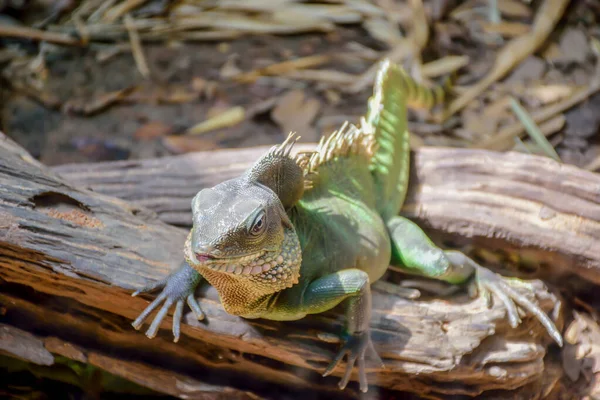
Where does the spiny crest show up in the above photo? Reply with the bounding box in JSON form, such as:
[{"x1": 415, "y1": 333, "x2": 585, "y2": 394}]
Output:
[
  {"x1": 269, "y1": 131, "x2": 300, "y2": 159},
  {"x1": 294, "y1": 121, "x2": 375, "y2": 190},
  {"x1": 277, "y1": 60, "x2": 447, "y2": 192}
]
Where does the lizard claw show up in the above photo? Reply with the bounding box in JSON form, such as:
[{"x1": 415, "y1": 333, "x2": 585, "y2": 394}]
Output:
[
  {"x1": 323, "y1": 331, "x2": 382, "y2": 393},
  {"x1": 471, "y1": 263, "x2": 563, "y2": 347},
  {"x1": 131, "y1": 262, "x2": 203, "y2": 343}
]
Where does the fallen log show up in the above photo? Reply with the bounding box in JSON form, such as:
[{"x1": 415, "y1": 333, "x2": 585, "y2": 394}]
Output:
[
  {"x1": 53, "y1": 144, "x2": 600, "y2": 288},
  {"x1": 0, "y1": 132, "x2": 573, "y2": 398}
]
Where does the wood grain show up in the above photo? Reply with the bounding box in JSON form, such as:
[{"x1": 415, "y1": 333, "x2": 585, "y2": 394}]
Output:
[{"x1": 0, "y1": 133, "x2": 569, "y2": 398}]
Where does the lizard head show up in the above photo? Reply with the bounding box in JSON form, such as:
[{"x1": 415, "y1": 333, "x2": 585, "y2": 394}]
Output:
[{"x1": 184, "y1": 178, "x2": 301, "y2": 297}]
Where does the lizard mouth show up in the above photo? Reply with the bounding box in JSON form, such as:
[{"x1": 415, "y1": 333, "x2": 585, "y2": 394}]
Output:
[
  {"x1": 183, "y1": 229, "x2": 301, "y2": 280},
  {"x1": 194, "y1": 253, "x2": 215, "y2": 263},
  {"x1": 195, "y1": 250, "x2": 271, "y2": 275}
]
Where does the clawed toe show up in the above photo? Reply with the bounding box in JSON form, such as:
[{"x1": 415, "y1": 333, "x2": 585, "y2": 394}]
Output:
[
  {"x1": 324, "y1": 331, "x2": 379, "y2": 393},
  {"x1": 131, "y1": 263, "x2": 203, "y2": 342},
  {"x1": 475, "y1": 265, "x2": 563, "y2": 346}
]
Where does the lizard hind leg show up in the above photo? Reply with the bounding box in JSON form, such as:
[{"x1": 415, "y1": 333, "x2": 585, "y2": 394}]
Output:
[
  {"x1": 386, "y1": 216, "x2": 563, "y2": 347},
  {"x1": 446, "y1": 250, "x2": 563, "y2": 347}
]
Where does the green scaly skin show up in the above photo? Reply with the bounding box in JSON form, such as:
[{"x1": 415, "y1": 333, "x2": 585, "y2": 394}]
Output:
[{"x1": 130, "y1": 60, "x2": 563, "y2": 393}]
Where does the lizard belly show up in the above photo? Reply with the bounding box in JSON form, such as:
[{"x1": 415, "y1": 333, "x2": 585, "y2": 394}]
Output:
[
  {"x1": 294, "y1": 196, "x2": 391, "y2": 283},
  {"x1": 344, "y1": 208, "x2": 391, "y2": 283},
  {"x1": 260, "y1": 209, "x2": 390, "y2": 321}
]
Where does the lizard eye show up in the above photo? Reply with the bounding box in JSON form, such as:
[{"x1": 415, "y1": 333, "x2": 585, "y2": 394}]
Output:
[{"x1": 249, "y1": 211, "x2": 266, "y2": 236}]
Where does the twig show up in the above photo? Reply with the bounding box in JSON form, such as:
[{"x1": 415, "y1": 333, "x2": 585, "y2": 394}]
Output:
[
  {"x1": 88, "y1": 0, "x2": 118, "y2": 23},
  {"x1": 102, "y1": 0, "x2": 149, "y2": 23},
  {"x1": 281, "y1": 69, "x2": 356, "y2": 85},
  {"x1": 343, "y1": 0, "x2": 428, "y2": 93},
  {"x1": 472, "y1": 84, "x2": 600, "y2": 150},
  {"x1": 442, "y1": 0, "x2": 571, "y2": 121},
  {"x1": 509, "y1": 98, "x2": 561, "y2": 162},
  {"x1": 234, "y1": 55, "x2": 331, "y2": 83},
  {"x1": 420, "y1": 55, "x2": 470, "y2": 78},
  {"x1": 185, "y1": 106, "x2": 246, "y2": 136},
  {"x1": 0, "y1": 25, "x2": 82, "y2": 46},
  {"x1": 124, "y1": 14, "x2": 150, "y2": 79}
]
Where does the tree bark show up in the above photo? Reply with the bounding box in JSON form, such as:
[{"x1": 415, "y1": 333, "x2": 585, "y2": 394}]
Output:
[
  {"x1": 53, "y1": 144, "x2": 600, "y2": 288},
  {"x1": 0, "y1": 133, "x2": 578, "y2": 398}
]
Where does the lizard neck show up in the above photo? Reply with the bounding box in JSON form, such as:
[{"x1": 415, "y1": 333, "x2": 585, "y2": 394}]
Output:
[
  {"x1": 185, "y1": 227, "x2": 302, "y2": 317},
  {"x1": 199, "y1": 269, "x2": 275, "y2": 317}
]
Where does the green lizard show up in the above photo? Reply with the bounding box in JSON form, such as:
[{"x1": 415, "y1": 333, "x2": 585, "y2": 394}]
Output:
[{"x1": 131, "y1": 60, "x2": 562, "y2": 393}]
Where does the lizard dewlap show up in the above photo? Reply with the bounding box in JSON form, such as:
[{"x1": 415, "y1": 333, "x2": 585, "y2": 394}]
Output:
[{"x1": 131, "y1": 59, "x2": 563, "y2": 393}]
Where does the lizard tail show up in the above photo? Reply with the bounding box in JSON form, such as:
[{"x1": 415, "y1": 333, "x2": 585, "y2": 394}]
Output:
[{"x1": 365, "y1": 60, "x2": 450, "y2": 221}]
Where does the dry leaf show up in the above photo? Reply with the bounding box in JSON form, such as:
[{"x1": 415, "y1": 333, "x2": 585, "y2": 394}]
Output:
[
  {"x1": 483, "y1": 95, "x2": 511, "y2": 119},
  {"x1": 475, "y1": 84, "x2": 600, "y2": 150},
  {"x1": 564, "y1": 92, "x2": 600, "y2": 138},
  {"x1": 443, "y1": 0, "x2": 571, "y2": 120},
  {"x1": 216, "y1": 0, "x2": 295, "y2": 13},
  {"x1": 324, "y1": 89, "x2": 341, "y2": 105},
  {"x1": 279, "y1": 4, "x2": 363, "y2": 24},
  {"x1": 362, "y1": 17, "x2": 403, "y2": 46},
  {"x1": 561, "y1": 311, "x2": 600, "y2": 390},
  {"x1": 282, "y1": 69, "x2": 356, "y2": 84},
  {"x1": 496, "y1": 0, "x2": 533, "y2": 18},
  {"x1": 462, "y1": 107, "x2": 498, "y2": 139},
  {"x1": 187, "y1": 106, "x2": 245, "y2": 136},
  {"x1": 421, "y1": 55, "x2": 470, "y2": 77},
  {"x1": 191, "y1": 77, "x2": 207, "y2": 92},
  {"x1": 206, "y1": 102, "x2": 232, "y2": 119},
  {"x1": 344, "y1": 0, "x2": 387, "y2": 17},
  {"x1": 556, "y1": 28, "x2": 589, "y2": 64},
  {"x1": 541, "y1": 43, "x2": 563, "y2": 61},
  {"x1": 162, "y1": 135, "x2": 220, "y2": 154},
  {"x1": 134, "y1": 121, "x2": 173, "y2": 141},
  {"x1": 271, "y1": 90, "x2": 321, "y2": 140},
  {"x1": 505, "y1": 56, "x2": 546, "y2": 83},
  {"x1": 217, "y1": 42, "x2": 231, "y2": 53},
  {"x1": 220, "y1": 54, "x2": 242, "y2": 79},
  {"x1": 235, "y1": 55, "x2": 331, "y2": 83},
  {"x1": 62, "y1": 86, "x2": 136, "y2": 115},
  {"x1": 481, "y1": 21, "x2": 530, "y2": 37},
  {"x1": 526, "y1": 84, "x2": 576, "y2": 105}
]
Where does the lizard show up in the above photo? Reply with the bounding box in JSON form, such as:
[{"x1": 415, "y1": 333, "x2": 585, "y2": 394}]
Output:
[{"x1": 130, "y1": 59, "x2": 563, "y2": 393}]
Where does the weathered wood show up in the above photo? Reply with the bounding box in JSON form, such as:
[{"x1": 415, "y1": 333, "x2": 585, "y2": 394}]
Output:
[
  {"x1": 53, "y1": 144, "x2": 600, "y2": 288},
  {"x1": 0, "y1": 133, "x2": 566, "y2": 398},
  {"x1": 0, "y1": 324, "x2": 250, "y2": 399}
]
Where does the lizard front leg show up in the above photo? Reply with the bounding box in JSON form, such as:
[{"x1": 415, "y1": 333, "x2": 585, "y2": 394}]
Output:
[
  {"x1": 131, "y1": 260, "x2": 205, "y2": 342},
  {"x1": 299, "y1": 269, "x2": 381, "y2": 393},
  {"x1": 385, "y1": 216, "x2": 563, "y2": 346}
]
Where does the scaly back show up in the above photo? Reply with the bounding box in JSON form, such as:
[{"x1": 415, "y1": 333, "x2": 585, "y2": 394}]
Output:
[
  {"x1": 291, "y1": 60, "x2": 448, "y2": 220},
  {"x1": 366, "y1": 60, "x2": 448, "y2": 221}
]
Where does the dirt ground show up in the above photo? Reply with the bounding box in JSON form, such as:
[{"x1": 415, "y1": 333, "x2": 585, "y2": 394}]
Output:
[
  {"x1": 2, "y1": 29, "x2": 379, "y2": 165},
  {"x1": 2, "y1": 1, "x2": 598, "y2": 170}
]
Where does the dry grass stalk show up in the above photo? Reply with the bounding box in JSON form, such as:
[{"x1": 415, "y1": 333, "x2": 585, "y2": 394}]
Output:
[
  {"x1": 103, "y1": 0, "x2": 149, "y2": 23},
  {"x1": 442, "y1": 0, "x2": 571, "y2": 121},
  {"x1": 0, "y1": 25, "x2": 82, "y2": 46},
  {"x1": 344, "y1": 0, "x2": 428, "y2": 93},
  {"x1": 474, "y1": 84, "x2": 600, "y2": 151},
  {"x1": 234, "y1": 55, "x2": 332, "y2": 83},
  {"x1": 124, "y1": 13, "x2": 150, "y2": 78},
  {"x1": 186, "y1": 106, "x2": 246, "y2": 136}
]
